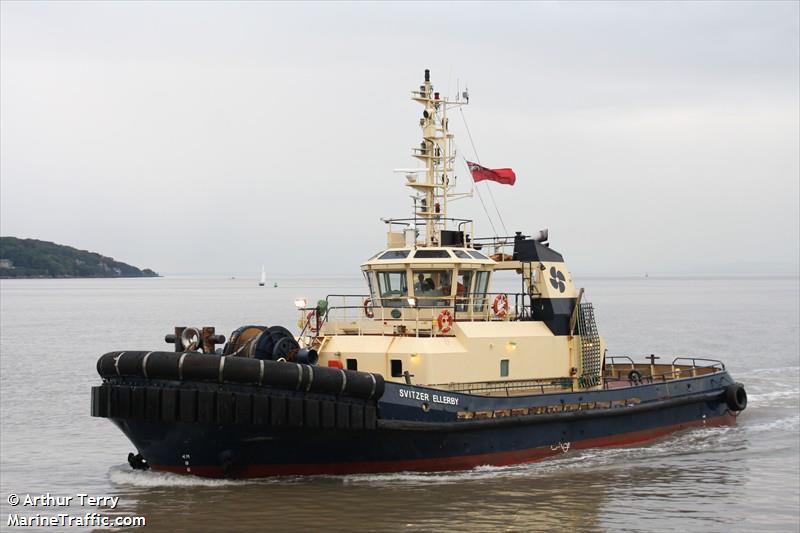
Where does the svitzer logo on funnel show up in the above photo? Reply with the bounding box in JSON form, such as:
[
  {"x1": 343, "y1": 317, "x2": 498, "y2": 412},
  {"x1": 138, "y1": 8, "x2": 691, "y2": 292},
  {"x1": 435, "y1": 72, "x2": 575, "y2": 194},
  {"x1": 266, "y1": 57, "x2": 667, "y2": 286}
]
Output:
[{"x1": 549, "y1": 267, "x2": 566, "y2": 293}]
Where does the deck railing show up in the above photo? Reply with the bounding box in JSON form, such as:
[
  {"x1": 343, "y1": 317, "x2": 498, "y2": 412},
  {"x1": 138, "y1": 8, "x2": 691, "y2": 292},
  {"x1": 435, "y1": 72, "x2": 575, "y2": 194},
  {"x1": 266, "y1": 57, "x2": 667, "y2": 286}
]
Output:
[
  {"x1": 605, "y1": 356, "x2": 725, "y2": 384},
  {"x1": 429, "y1": 357, "x2": 726, "y2": 397},
  {"x1": 298, "y1": 292, "x2": 539, "y2": 338}
]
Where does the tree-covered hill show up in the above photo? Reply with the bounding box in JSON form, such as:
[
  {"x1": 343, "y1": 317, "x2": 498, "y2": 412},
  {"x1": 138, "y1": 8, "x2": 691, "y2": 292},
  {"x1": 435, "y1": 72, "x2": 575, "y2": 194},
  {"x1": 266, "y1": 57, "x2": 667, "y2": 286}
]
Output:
[{"x1": 0, "y1": 237, "x2": 159, "y2": 278}]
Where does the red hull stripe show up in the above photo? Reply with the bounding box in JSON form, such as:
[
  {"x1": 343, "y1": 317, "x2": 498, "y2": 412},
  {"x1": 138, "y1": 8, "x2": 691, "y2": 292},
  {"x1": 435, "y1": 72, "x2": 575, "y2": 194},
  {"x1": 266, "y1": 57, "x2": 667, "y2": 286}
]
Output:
[{"x1": 154, "y1": 413, "x2": 736, "y2": 478}]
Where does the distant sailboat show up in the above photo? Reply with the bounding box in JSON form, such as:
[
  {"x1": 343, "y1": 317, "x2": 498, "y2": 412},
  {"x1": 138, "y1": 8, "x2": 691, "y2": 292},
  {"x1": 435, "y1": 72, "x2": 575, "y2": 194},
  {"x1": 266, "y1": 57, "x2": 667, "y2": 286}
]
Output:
[{"x1": 259, "y1": 266, "x2": 266, "y2": 287}]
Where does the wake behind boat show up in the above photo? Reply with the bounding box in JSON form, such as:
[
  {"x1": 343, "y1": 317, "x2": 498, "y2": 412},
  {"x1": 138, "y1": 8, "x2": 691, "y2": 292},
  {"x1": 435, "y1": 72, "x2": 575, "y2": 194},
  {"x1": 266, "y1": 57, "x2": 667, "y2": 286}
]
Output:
[{"x1": 91, "y1": 70, "x2": 747, "y2": 478}]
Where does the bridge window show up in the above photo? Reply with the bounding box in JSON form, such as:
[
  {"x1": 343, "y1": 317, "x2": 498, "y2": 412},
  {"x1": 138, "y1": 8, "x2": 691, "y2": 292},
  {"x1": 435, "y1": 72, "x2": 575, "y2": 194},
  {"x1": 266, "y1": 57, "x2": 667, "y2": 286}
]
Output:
[
  {"x1": 474, "y1": 271, "x2": 491, "y2": 312},
  {"x1": 414, "y1": 249, "x2": 451, "y2": 259},
  {"x1": 377, "y1": 271, "x2": 408, "y2": 307},
  {"x1": 378, "y1": 250, "x2": 410, "y2": 260},
  {"x1": 453, "y1": 250, "x2": 472, "y2": 259},
  {"x1": 364, "y1": 271, "x2": 380, "y2": 306},
  {"x1": 412, "y1": 270, "x2": 453, "y2": 305},
  {"x1": 455, "y1": 270, "x2": 474, "y2": 311},
  {"x1": 468, "y1": 250, "x2": 488, "y2": 260}
]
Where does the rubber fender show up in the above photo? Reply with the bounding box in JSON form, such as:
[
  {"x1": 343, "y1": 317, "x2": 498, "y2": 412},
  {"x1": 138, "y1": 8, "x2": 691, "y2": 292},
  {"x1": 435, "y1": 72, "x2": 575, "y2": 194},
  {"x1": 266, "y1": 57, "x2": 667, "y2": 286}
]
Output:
[
  {"x1": 287, "y1": 397, "x2": 304, "y2": 427},
  {"x1": 725, "y1": 382, "x2": 747, "y2": 411},
  {"x1": 350, "y1": 404, "x2": 364, "y2": 430},
  {"x1": 97, "y1": 353, "x2": 117, "y2": 377},
  {"x1": 197, "y1": 390, "x2": 216, "y2": 423},
  {"x1": 96, "y1": 351, "x2": 385, "y2": 400},
  {"x1": 321, "y1": 401, "x2": 336, "y2": 429},
  {"x1": 222, "y1": 356, "x2": 263, "y2": 385},
  {"x1": 111, "y1": 386, "x2": 132, "y2": 418},
  {"x1": 181, "y1": 353, "x2": 221, "y2": 382},
  {"x1": 336, "y1": 402, "x2": 350, "y2": 429},
  {"x1": 97, "y1": 352, "x2": 148, "y2": 378},
  {"x1": 91, "y1": 386, "x2": 109, "y2": 418},
  {"x1": 145, "y1": 388, "x2": 161, "y2": 421},
  {"x1": 235, "y1": 393, "x2": 253, "y2": 424},
  {"x1": 364, "y1": 405, "x2": 377, "y2": 429},
  {"x1": 146, "y1": 352, "x2": 182, "y2": 380},
  {"x1": 304, "y1": 399, "x2": 320, "y2": 428},
  {"x1": 217, "y1": 391, "x2": 236, "y2": 424},
  {"x1": 270, "y1": 396, "x2": 287, "y2": 426},
  {"x1": 261, "y1": 360, "x2": 305, "y2": 391},
  {"x1": 179, "y1": 389, "x2": 197, "y2": 423},
  {"x1": 161, "y1": 388, "x2": 178, "y2": 422},
  {"x1": 131, "y1": 387, "x2": 146, "y2": 419},
  {"x1": 628, "y1": 369, "x2": 643, "y2": 383},
  {"x1": 252, "y1": 394, "x2": 270, "y2": 425}
]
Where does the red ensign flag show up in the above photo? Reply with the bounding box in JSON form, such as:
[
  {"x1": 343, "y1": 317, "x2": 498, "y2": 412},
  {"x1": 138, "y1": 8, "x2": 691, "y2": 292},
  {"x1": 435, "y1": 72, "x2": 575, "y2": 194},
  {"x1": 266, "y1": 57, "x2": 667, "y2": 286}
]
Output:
[{"x1": 466, "y1": 161, "x2": 516, "y2": 186}]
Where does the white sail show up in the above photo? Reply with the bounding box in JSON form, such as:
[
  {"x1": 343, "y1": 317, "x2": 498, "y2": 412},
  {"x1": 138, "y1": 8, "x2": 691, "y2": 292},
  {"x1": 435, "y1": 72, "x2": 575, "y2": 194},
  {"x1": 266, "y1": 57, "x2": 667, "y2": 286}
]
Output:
[{"x1": 259, "y1": 266, "x2": 266, "y2": 286}]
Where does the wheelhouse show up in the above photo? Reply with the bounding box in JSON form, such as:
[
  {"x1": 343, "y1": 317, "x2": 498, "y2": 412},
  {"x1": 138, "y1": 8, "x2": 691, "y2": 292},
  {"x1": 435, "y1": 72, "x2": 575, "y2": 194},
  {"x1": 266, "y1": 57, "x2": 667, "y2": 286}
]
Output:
[{"x1": 361, "y1": 247, "x2": 496, "y2": 320}]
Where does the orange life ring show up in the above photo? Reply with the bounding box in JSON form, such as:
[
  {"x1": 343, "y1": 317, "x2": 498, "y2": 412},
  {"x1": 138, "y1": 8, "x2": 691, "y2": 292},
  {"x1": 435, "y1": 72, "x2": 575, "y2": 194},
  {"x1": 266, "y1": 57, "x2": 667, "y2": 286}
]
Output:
[
  {"x1": 493, "y1": 294, "x2": 509, "y2": 317},
  {"x1": 306, "y1": 310, "x2": 321, "y2": 333},
  {"x1": 437, "y1": 309, "x2": 454, "y2": 333},
  {"x1": 363, "y1": 298, "x2": 374, "y2": 318}
]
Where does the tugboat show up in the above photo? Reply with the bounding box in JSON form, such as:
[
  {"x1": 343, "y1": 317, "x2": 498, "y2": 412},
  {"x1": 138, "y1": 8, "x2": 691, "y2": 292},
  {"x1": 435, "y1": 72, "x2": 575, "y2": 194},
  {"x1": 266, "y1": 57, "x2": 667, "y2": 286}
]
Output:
[{"x1": 91, "y1": 70, "x2": 747, "y2": 478}]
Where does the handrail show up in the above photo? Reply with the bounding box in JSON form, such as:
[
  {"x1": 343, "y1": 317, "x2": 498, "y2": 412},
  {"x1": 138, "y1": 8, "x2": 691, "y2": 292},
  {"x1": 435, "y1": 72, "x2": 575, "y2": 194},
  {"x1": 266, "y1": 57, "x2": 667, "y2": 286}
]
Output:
[
  {"x1": 605, "y1": 356, "x2": 635, "y2": 367},
  {"x1": 382, "y1": 217, "x2": 474, "y2": 226},
  {"x1": 671, "y1": 357, "x2": 725, "y2": 371},
  {"x1": 604, "y1": 356, "x2": 725, "y2": 388}
]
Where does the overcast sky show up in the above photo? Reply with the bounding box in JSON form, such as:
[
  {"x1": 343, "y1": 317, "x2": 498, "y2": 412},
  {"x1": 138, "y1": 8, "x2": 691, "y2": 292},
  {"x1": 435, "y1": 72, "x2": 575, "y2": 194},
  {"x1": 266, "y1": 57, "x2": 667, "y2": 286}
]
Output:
[{"x1": 1, "y1": 1, "x2": 798, "y2": 276}]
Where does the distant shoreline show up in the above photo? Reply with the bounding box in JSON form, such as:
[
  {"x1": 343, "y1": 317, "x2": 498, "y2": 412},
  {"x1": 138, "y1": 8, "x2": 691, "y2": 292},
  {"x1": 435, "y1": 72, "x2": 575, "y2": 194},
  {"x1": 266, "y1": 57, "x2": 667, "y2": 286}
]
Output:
[
  {"x1": 0, "y1": 237, "x2": 159, "y2": 279},
  {"x1": 0, "y1": 274, "x2": 162, "y2": 280}
]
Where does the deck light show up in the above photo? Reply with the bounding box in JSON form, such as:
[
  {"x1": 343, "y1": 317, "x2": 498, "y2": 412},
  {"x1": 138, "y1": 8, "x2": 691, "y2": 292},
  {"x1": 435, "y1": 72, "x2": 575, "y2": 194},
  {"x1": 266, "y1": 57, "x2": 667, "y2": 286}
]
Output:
[{"x1": 294, "y1": 298, "x2": 307, "y2": 309}]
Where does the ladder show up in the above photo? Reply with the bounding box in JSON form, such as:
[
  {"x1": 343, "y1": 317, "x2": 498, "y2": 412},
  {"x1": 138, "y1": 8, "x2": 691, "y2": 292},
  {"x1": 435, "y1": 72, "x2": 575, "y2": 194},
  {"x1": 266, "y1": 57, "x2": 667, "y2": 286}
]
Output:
[{"x1": 577, "y1": 302, "x2": 602, "y2": 388}]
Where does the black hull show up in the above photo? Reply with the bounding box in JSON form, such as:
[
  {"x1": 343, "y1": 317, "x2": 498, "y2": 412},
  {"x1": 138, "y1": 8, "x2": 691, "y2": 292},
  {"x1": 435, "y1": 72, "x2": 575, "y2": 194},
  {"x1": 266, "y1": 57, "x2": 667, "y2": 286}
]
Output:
[{"x1": 93, "y1": 368, "x2": 743, "y2": 477}]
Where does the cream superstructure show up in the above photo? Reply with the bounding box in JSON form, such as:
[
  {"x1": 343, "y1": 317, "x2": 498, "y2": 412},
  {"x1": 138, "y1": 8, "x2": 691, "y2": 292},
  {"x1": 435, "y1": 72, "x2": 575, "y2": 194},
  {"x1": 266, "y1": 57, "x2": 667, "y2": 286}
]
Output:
[{"x1": 296, "y1": 70, "x2": 605, "y2": 394}]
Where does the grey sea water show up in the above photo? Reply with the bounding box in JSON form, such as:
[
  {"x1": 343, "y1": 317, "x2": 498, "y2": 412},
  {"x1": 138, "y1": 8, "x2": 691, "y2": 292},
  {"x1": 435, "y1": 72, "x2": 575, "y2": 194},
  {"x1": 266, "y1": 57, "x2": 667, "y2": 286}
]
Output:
[{"x1": 0, "y1": 276, "x2": 798, "y2": 532}]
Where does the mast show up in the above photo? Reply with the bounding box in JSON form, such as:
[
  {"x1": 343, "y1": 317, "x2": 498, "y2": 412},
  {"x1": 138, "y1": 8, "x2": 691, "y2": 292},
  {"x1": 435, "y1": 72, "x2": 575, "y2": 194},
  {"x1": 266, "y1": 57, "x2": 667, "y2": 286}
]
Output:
[{"x1": 407, "y1": 69, "x2": 468, "y2": 247}]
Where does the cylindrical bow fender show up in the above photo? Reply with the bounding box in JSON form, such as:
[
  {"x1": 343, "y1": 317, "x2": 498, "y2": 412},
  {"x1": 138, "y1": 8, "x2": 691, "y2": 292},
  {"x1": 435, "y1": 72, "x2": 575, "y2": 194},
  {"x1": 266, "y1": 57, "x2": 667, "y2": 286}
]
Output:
[
  {"x1": 97, "y1": 351, "x2": 148, "y2": 378},
  {"x1": 725, "y1": 382, "x2": 747, "y2": 412},
  {"x1": 221, "y1": 356, "x2": 264, "y2": 385},
  {"x1": 145, "y1": 351, "x2": 182, "y2": 380},
  {"x1": 96, "y1": 351, "x2": 385, "y2": 400}
]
